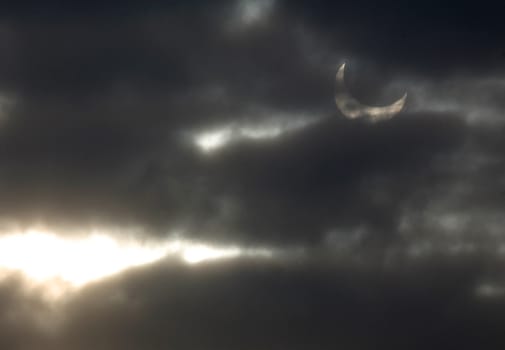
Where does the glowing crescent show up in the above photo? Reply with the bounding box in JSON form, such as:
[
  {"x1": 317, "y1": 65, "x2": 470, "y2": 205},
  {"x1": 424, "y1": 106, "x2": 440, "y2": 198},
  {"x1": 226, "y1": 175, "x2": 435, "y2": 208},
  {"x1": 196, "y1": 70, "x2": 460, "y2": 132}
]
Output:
[{"x1": 335, "y1": 63, "x2": 406, "y2": 122}]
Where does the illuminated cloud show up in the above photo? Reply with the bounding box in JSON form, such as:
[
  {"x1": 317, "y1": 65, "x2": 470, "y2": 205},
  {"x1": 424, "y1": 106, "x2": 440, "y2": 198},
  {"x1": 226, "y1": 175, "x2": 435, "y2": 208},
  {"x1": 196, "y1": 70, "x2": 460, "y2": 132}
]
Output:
[
  {"x1": 0, "y1": 230, "x2": 169, "y2": 287},
  {"x1": 0, "y1": 230, "x2": 276, "y2": 297},
  {"x1": 230, "y1": 0, "x2": 276, "y2": 28},
  {"x1": 179, "y1": 243, "x2": 273, "y2": 264},
  {"x1": 402, "y1": 75, "x2": 505, "y2": 123},
  {"x1": 194, "y1": 127, "x2": 234, "y2": 153},
  {"x1": 193, "y1": 116, "x2": 316, "y2": 153}
]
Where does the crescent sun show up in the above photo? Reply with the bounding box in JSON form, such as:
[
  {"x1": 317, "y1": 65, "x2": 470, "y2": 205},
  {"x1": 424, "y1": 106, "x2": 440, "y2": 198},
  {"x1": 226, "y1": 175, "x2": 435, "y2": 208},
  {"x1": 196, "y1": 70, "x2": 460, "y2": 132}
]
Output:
[{"x1": 335, "y1": 63, "x2": 407, "y2": 122}]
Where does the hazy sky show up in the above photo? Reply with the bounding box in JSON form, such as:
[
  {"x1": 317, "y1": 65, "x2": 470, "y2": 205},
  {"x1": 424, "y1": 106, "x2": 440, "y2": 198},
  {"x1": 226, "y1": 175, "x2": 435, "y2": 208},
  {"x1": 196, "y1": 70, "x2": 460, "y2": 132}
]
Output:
[{"x1": 1, "y1": 1, "x2": 505, "y2": 349}]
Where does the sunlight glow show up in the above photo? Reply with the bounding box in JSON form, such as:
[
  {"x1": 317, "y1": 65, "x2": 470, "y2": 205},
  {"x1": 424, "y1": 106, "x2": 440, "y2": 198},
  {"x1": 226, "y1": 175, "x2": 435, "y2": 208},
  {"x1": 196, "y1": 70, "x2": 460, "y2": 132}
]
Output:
[
  {"x1": 0, "y1": 230, "x2": 275, "y2": 295},
  {"x1": 182, "y1": 245, "x2": 242, "y2": 264},
  {"x1": 0, "y1": 230, "x2": 168, "y2": 287},
  {"x1": 193, "y1": 117, "x2": 315, "y2": 153},
  {"x1": 180, "y1": 244, "x2": 273, "y2": 264},
  {"x1": 194, "y1": 128, "x2": 234, "y2": 152}
]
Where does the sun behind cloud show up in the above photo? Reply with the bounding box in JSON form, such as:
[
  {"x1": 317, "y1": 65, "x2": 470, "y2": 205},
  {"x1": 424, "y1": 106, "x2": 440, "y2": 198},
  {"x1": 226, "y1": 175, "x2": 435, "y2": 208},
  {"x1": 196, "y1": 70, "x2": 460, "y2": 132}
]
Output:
[
  {"x1": 0, "y1": 229, "x2": 275, "y2": 297},
  {"x1": 0, "y1": 230, "x2": 169, "y2": 287}
]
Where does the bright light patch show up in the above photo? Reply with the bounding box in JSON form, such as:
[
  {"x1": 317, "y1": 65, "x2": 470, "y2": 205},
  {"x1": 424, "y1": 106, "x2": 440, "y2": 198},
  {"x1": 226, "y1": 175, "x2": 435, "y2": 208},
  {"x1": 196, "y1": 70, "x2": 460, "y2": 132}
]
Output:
[
  {"x1": 0, "y1": 230, "x2": 276, "y2": 296},
  {"x1": 0, "y1": 230, "x2": 168, "y2": 287},
  {"x1": 182, "y1": 245, "x2": 242, "y2": 264},
  {"x1": 193, "y1": 117, "x2": 315, "y2": 153},
  {"x1": 180, "y1": 244, "x2": 273, "y2": 264},
  {"x1": 194, "y1": 128, "x2": 234, "y2": 152}
]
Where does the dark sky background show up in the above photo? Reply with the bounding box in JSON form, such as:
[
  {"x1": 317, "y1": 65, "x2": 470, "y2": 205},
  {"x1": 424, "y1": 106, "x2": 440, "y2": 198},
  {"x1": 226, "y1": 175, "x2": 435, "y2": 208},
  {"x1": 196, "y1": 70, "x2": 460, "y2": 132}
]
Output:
[{"x1": 2, "y1": 0, "x2": 505, "y2": 349}]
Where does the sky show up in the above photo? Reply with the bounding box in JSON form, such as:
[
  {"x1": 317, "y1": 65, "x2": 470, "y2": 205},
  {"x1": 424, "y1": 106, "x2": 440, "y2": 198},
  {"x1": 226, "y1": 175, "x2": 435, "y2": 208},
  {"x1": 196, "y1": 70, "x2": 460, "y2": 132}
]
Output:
[{"x1": 1, "y1": 0, "x2": 505, "y2": 349}]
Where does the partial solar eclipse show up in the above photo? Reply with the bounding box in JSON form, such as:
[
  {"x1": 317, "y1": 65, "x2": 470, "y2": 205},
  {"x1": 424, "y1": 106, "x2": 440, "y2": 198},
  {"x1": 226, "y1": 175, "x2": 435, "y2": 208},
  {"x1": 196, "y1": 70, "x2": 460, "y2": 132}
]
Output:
[{"x1": 335, "y1": 63, "x2": 407, "y2": 122}]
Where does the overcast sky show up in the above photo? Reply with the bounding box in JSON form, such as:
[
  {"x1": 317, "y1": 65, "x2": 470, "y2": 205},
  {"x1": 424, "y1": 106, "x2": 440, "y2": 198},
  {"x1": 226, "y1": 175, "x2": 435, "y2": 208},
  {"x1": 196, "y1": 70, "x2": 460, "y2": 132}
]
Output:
[{"x1": 1, "y1": 1, "x2": 505, "y2": 349}]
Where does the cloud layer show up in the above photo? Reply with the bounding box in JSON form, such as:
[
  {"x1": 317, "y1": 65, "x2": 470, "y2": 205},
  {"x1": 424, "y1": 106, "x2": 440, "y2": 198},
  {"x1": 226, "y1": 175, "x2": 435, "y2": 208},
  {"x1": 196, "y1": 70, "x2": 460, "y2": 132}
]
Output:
[{"x1": 1, "y1": 0, "x2": 505, "y2": 348}]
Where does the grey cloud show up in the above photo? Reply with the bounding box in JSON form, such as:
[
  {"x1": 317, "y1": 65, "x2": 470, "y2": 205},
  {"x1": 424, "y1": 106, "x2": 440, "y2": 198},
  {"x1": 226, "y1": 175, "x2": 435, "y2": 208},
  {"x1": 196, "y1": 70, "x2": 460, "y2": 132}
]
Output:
[
  {"x1": 0, "y1": 1, "x2": 504, "y2": 349},
  {"x1": 1, "y1": 256, "x2": 504, "y2": 350}
]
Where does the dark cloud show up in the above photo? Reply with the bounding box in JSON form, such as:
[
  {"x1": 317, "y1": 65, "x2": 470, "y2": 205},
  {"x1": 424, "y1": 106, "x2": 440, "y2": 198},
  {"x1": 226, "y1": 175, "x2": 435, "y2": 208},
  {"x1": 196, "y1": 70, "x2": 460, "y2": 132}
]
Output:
[
  {"x1": 2, "y1": 258, "x2": 505, "y2": 350},
  {"x1": 0, "y1": 1, "x2": 505, "y2": 349},
  {"x1": 0, "y1": 277, "x2": 55, "y2": 350},
  {"x1": 0, "y1": 0, "x2": 500, "y2": 253},
  {"x1": 197, "y1": 112, "x2": 467, "y2": 244}
]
